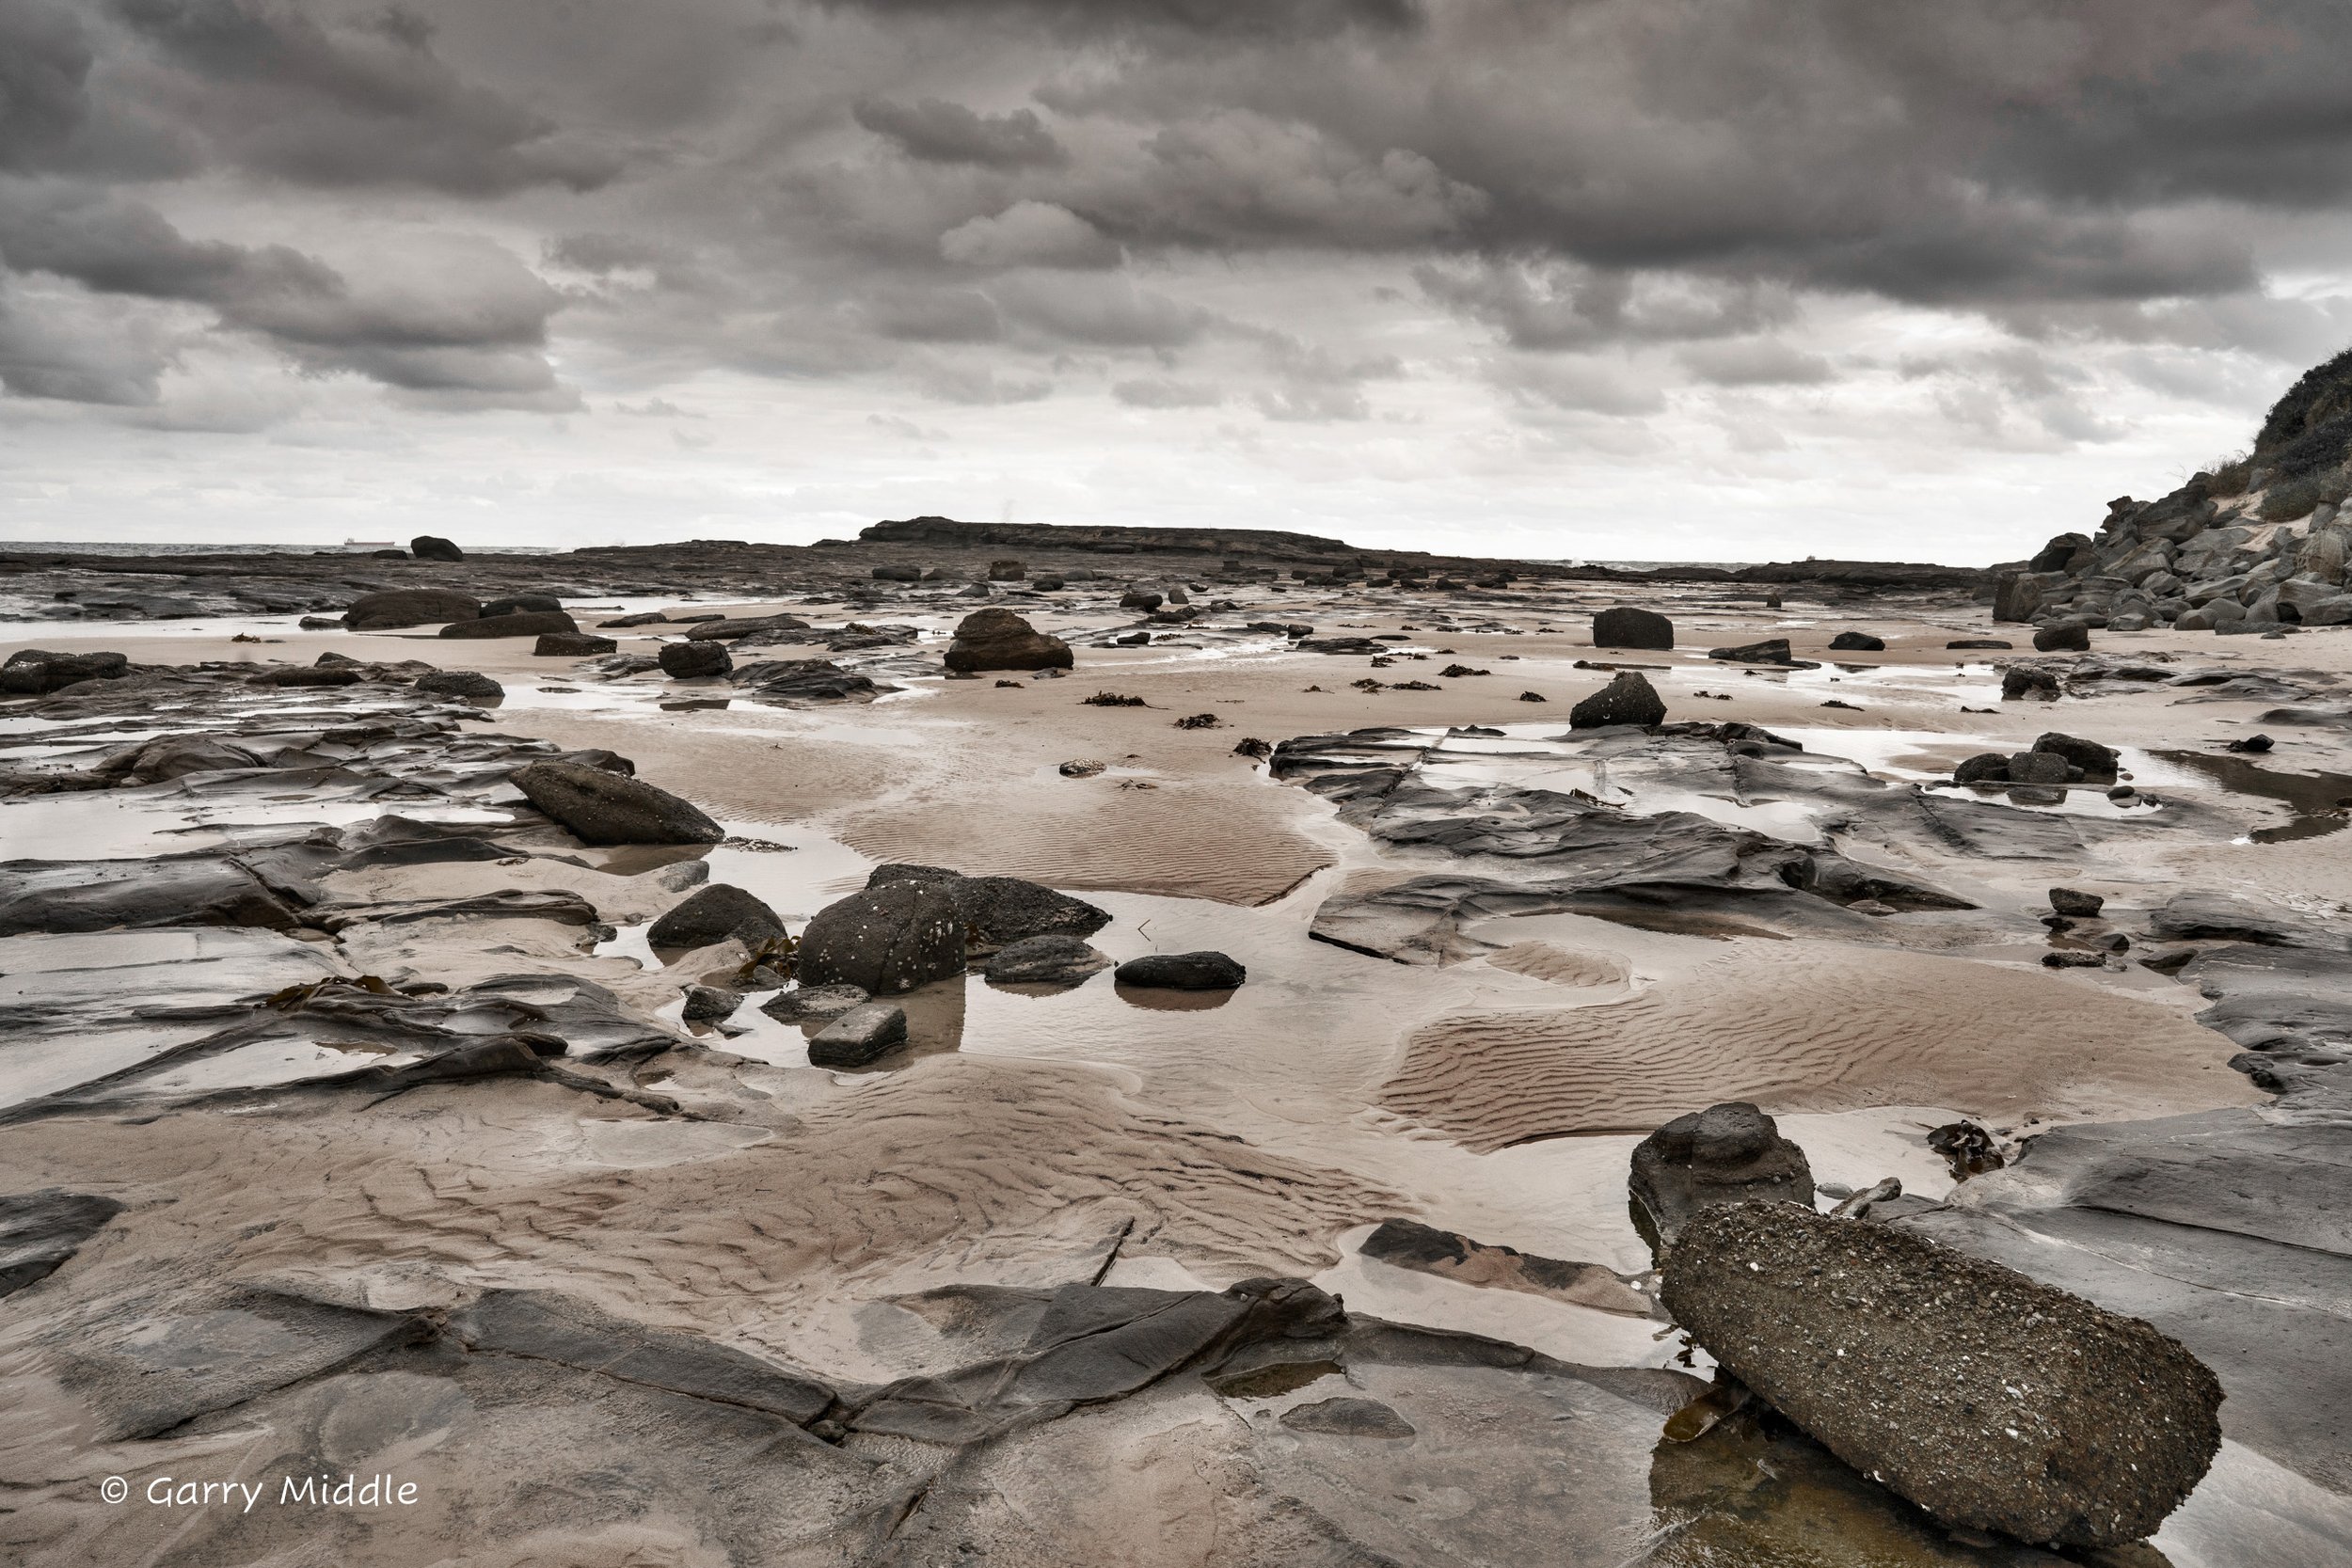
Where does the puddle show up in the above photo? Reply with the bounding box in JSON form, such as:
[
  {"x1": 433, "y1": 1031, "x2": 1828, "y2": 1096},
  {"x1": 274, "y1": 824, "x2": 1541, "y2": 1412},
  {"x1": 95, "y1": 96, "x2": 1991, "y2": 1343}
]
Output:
[{"x1": 2155, "y1": 751, "x2": 2352, "y2": 843}]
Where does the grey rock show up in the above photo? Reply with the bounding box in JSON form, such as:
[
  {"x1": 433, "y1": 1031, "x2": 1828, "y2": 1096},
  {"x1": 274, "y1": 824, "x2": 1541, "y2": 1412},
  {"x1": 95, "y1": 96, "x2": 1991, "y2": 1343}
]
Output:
[
  {"x1": 2005, "y1": 751, "x2": 2070, "y2": 784},
  {"x1": 984, "y1": 932, "x2": 1113, "y2": 986},
  {"x1": 683, "y1": 613, "x2": 812, "y2": 641},
  {"x1": 482, "y1": 594, "x2": 562, "y2": 617},
  {"x1": 867, "y1": 863, "x2": 1111, "y2": 946},
  {"x1": 2048, "y1": 887, "x2": 2106, "y2": 918},
  {"x1": 410, "y1": 534, "x2": 464, "y2": 562},
  {"x1": 2032, "y1": 731, "x2": 2119, "y2": 779},
  {"x1": 1115, "y1": 951, "x2": 1246, "y2": 990},
  {"x1": 1706, "y1": 638, "x2": 1805, "y2": 665},
  {"x1": 1664, "y1": 1202, "x2": 2220, "y2": 1548},
  {"x1": 796, "y1": 881, "x2": 966, "y2": 995},
  {"x1": 1359, "y1": 1217, "x2": 1648, "y2": 1316},
  {"x1": 681, "y1": 985, "x2": 740, "y2": 1022},
  {"x1": 1568, "y1": 671, "x2": 1666, "y2": 730},
  {"x1": 534, "y1": 632, "x2": 616, "y2": 657},
  {"x1": 759, "y1": 984, "x2": 869, "y2": 1022},
  {"x1": 0, "y1": 856, "x2": 298, "y2": 936},
  {"x1": 647, "y1": 884, "x2": 784, "y2": 950},
  {"x1": 413, "y1": 669, "x2": 503, "y2": 702},
  {"x1": 1827, "y1": 630, "x2": 1884, "y2": 651},
  {"x1": 342, "y1": 589, "x2": 479, "y2": 630},
  {"x1": 1591, "y1": 606, "x2": 1674, "y2": 650},
  {"x1": 944, "y1": 608, "x2": 1073, "y2": 673},
  {"x1": 2032, "y1": 620, "x2": 2090, "y2": 652},
  {"x1": 2, "y1": 649, "x2": 134, "y2": 695},
  {"x1": 808, "y1": 1002, "x2": 909, "y2": 1068},
  {"x1": 1280, "y1": 1397, "x2": 1415, "y2": 1438},
  {"x1": 510, "y1": 760, "x2": 724, "y2": 846},
  {"x1": 1629, "y1": 1101, "x2": 1813, "y2": 1258},
  {"x1": 734, "y1": 658, "x2": 879, "y2": 704},
  {"x1": 1953, "y1": 752, "x2": 2010, "y2": 784},
  {"x1": 441, "y1": 610, "x2": 578, "y2": 641},
  {"x1": 660, "y1": 640, "x2": 733, "y2": 679}
]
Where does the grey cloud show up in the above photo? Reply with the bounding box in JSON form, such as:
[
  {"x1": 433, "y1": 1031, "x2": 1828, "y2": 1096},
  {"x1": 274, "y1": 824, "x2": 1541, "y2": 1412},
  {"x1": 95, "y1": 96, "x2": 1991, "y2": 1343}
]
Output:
[
  {"x1": 0, "y1": 279, "x2": 168, "y2": 404},
  {"x1": 915, "y1": 360, "x2": 1052, "y2": 404},
  {"x1": 823, "y1": 0, "x2": 1422, "y2": 41},
  {"x1": 106, "y1": 0, "x2": 624, "y2": 194},
  {"x1": 991, "y1": 275, "x2": 1210, "y2": 347},
  {"x1": 1416, "y1": 261, "x2": 1797, "y2": 352},
  {"x1": 0, "y1": 1, "x2": 94, "y2": 170},
  {"x1": 853, "y1": 98, "x2": 1067, "y2": 168},
  {"x1": 1677, "y1": 339, "x2": 1835, "y2": 388},
  {"x1": 862, "y1": 287, "x2": 1004, "y2": 343},
  {"x1": 1491, "y1": 356, "x2": 1667, "y2": 418},
  {"x1": 0, "y1": 182, "x2": 571, "y2": 404},
  {"x1": 940, "y1": 202, "x2": 1119, "y2": 269},
  {"x1": 1112, "y1": 375, "x2": 1222, "y2": 407}
]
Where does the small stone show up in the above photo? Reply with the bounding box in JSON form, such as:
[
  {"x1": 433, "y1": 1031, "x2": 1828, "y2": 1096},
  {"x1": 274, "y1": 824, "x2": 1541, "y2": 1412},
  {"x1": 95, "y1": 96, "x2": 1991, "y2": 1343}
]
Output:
[
  {"x1": 1114, "y1": 951, "x2": 1246, "y2": 990},
  {"x1": 1279, "y1": 1397, "x2": 1416, "y2": 1439},
  {"x1": 681, "y1": 985, "x2": 740, "y2": 1022},
  {"x1": 808, "y1": 1003, "x2": 908, "y2": 1068},
  {"x1": 760, "y1": 984, "x2": 869, "y2": 1022}
]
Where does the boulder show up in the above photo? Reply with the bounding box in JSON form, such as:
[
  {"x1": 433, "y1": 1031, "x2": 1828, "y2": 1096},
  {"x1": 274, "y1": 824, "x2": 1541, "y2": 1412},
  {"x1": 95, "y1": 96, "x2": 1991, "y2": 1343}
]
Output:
[
  {"x1": 2032, "y1": 620, "x2": 2091, "y2": 652},
  {"x1": 2006, "y1": 751, "x2": 2071, "y2": 784},
  {"x1": 534, "y1": 633, "x2": 616, "y2": 657},
  {"x1": 684, "y1": 613, "x2": 812, "y2": 641},
  {"x1": 807, "y1": 1003, "x2": 908, "y2": 1068},
  {"x1": 736, "y1": 658, "x2": 879, "y2": 703},
  {"x1": 1662, "y1": 1201, "x2": 2221, "y2": 1548},
  {"x1": 1591, "y1": 607, "x2": 1674, "y2": 650},
  {"x1": 1114, "y1": 951, "x2": 1245, "y2": 990},
  {"x1": 796, "y1": 882, "x2": 966, "y2": 995},
  {"x1": 410, "y1": 535, "x2": 464, "y2": 562},
  {"x1": 681, "y1": 985, "x2": 740, "y2": 1022},
  {"x1": 441, "y1": 611, "x2": 578, "y2": 641},
  {"x1": 944, "y1": 609, "x2": 1073, "y2": 673},
  {"x1": 759, "y1": 984, "x2": 869, "y2": 1023},
  {"x1": 1952, "y1": 752, "x2": 2010, "y2": 784},
  {"x1": 413, "y1": 669, "x2": 504, "y2": 702},
  {"x1": 648, "y1": 884, "x2": 784, "y2": 950},
  {"x1": 1707, "y1": 638, "x2": 1804, "y2": 666},
  {"x1": 2049, "y1": 888, "x2": 2106, "y2": 918},
  {"x1": 1827, "y1": 631, "x2": 1884, "y2": 651},
  {"x1": 1628, "y1": 1101, "x2": 1813, "y2": 1258},
  {"x1": 866, "y1": 864, "x2": 1110, "y2": 947},
  {"x1": 2033, "y1": 732, "x2": 2119, "y2": 780},
  {"x1": 483, "y1": 594, "x2": 563, "y2": 617},
  {"x1": 988, "y1": 559, "x2": 1026, "y2": 580},
  {"x1": 1120, "y1": 591, "x2": 1164, "y2": 611},
  {"x1": 510, "y1": 760, "x2": 724, "y2": 846},
  {"x1": 2001, "y1": 667, "x2": 2059, "y2": 702},
  {"x1": 343, "y1": 589, "x2": 481, "y2": 630},
  {"x1": 0, "y1": 650, "x2": 131, "y2": 695},
  {"x1": 983, "y1": 932, "x2": 1114, "y2": 986},
  {"x1": 660, "y1": 640, "x2": 733, "y2": 679},
  {"x1": 1568, "y1": 671, "x2": 1666, "y2": 730}
]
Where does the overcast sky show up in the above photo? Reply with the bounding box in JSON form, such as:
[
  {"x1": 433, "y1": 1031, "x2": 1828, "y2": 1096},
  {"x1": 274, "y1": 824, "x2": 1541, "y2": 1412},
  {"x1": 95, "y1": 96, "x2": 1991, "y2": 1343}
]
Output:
[{"x1": 4, "y1": 0, "x2": 2350, "y2": 562}]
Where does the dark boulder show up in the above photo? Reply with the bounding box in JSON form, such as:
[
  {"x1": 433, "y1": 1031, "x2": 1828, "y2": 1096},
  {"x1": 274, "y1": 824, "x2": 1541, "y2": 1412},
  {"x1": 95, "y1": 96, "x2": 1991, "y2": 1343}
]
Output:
[
  {"x1": 2033, "y1": 731, "x2": 2119, "y2": 780},
  {"x1": 1120, "y1": 590, "x2": 1165, "y2": 611},
  {"x1": 681, "y1": 985, "x2": 740, "y2": 1022},
  {"x1": 736, "y1": 659, "x2": 879, "y2": 704},
  {"x1": 1662, "y1": 1201, "x2": 2220, "y2": 1548},
  {"x1": 1114, "y1": 951, "x2": 1246, "y2": 990},
  {"x1": 414, "y1": 670, "x2": 504, "y2": 702},
  {"x1": 984, "y1": 932, "x2": 1114, "y2": 986},
  {"x1": 598, "y1": 611, "x2": 667, "y2": 628},
  {"x1": 2001, "y1": 666, "x2": 2060, "y2": 701},
  {"x1": 989, "y1": 559, "x2": 1025, "y2": 580},
  {"x1": 248, "y1": 665, "x2": 360, "y2": 687},
  {"x1": 510, "y1": 760, "x2": 724, "y2": 846},
  {"x1": 945, "y1": 608, "x2": 1073, "y2": 673},
  {"x1": 1, "y1": 650, "x2": 132, "y2": 694},
  {"x1": 1592, "y1": 607, "x2": 1674, "y2": 650},
  {"x1": 1707, "y1": 638, "x2": 1804, "y2": 666},
  {"x1": 2006, "y1": 751, "x2": 2071, "y2": 785},
  {"x1": 1568, "y1": 671, "x2": 1666, "y2": 730},
  {"x1": 647, "y1": 884, "x2": 785, "y2": 950},
  {"x1": 796, "y1": 881, "x2": 966, "y2": 995},
  {"x1": 410, "y1": 535, "x2": 464, "y2": 562},
  {"x1": 2033, "y1": 620, "x2": 2092, "y2": 653},
  {"x1": 660, "y1": 640, "x2": 733, "y2": 679},
  {"x1": 534, "y1": 633, "x2": 616, "y2": 657},
  {"x1": 343, "y1": 589, "x2": 480, "y2": 630},
  {"x1": 808, "y1": 1003, "x2": 910, "y2": 1068},
  {"x1": 866, "y1": 863, "x2": 1110, "y2": 947},
  {"x1": 0, "y1": 857, "x2": 298, "y2": 936},
  {"x1": 2049, "y1": 887, "x2": 2106, "y2": 918},
  {"x1": 1629, "y1": 1101, "x2": 1813, "y2": 1258},
  {"x1": 440, "y1": 611, "x2": 577, "y2": 641},
  {"x1": 685, "y1": 613, "x2": 812, "y2": 641},
  {"x1": 1827, "y1": 631, "x2": 1884, "y2": 652},
  {"x1": 482, "y1": 594, "x2": 563, "y2": 617},
  {"x1": 760, "y1": 984, "x2": 869, "y2": 1023}
]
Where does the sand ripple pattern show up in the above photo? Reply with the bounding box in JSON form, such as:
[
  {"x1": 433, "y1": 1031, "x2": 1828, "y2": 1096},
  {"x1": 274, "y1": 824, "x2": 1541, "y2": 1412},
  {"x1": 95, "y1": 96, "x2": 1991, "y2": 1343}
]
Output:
[{"x1": 1379, "y1": 943, "x2": 2240, "y2": 1150}]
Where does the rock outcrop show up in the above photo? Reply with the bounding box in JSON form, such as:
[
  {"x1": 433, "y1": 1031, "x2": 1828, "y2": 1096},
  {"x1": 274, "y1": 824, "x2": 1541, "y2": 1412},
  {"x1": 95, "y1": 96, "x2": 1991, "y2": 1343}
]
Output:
[
  {"x1": 944, "y1": 609, "x2": 1073, "y2": 673},
  {"x1": 510, "y1": 760, "x2": 725, "y2": 845},
  {"x1": 1592, "y1": 607, "x2": 1673, "y2": 649},
  {"x1": 344, "y1": 590, "x2": 480, "y2": 630},
  {"x1": 1629, "y1": 1101, "x2": 1814, "y2": 1257},
  {"x1": 796, "y1": 881, "x2": 966, "y2": 995},
  {"x1": 1568, "y1": 671, "x2": 1666, "y2": 729}
]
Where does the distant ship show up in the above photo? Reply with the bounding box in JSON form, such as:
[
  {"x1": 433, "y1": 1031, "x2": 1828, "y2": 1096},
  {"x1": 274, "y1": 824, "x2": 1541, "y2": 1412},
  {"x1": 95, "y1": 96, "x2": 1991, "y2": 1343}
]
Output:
[{"x1": 342, "y1": 539, "x2": 396, "y2": 549}]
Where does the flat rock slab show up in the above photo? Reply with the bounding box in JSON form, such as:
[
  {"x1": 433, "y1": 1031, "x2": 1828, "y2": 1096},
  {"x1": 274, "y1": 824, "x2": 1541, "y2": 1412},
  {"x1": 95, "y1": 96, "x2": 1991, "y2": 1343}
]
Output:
[
  {"x1": 1360, "y1": 1217, "x2": 1648, "y2": 1316},
  {"x1": 0, "y1": 1190, "x2": 123, "y2": 1297},
  {"x1": 1663, "y1": 1200, "x2": 2221, "y2": 1548}
]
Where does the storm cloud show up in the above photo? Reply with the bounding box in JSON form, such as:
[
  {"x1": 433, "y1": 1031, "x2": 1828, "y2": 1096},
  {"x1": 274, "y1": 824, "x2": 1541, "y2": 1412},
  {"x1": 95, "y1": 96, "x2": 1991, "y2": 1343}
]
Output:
[{"x1": 4, "y1": 0, "x2": 2351, "y2": 559}]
